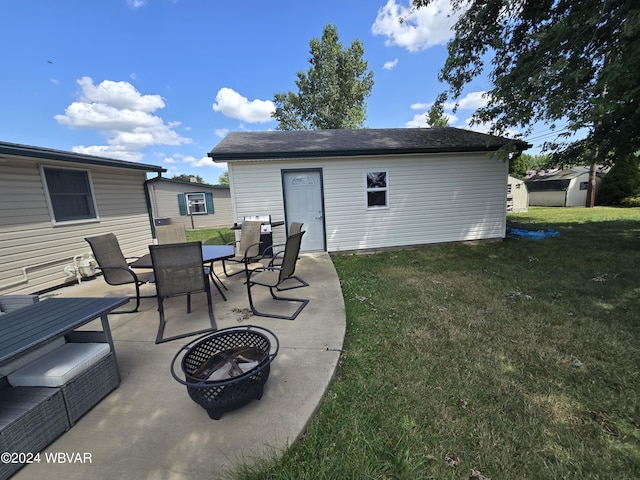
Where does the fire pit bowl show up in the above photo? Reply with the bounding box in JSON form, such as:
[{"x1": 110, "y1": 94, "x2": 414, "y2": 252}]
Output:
[{"x1": 170, "y1": 325, "x2": 279, "y2": 420}]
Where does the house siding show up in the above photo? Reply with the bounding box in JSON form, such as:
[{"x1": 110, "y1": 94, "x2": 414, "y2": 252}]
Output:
[
  {"x1": 147, "y1": 180, "x2": 233, "y2": 229},
  {"x1": 228, "y1": 152, "x2": 508, "y2": 252},
  {"x1": 0, "y1": 157, "x2": 154, "y2": 294}
]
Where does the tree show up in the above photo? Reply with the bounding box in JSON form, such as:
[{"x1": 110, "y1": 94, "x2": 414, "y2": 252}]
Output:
[
  {"x1": 218, "y1": 171, "x2": 229, "y2": 185},
  {"x1": 272, "y1": 23, "x2": 374, "y2": 130},
  {"x1": 426, "y1": 100, "x2": 449, "y2": 127},
  {"x1": 597, "y1": 154, "x2": 640, "y2": 206},
  {"x1": 413, "y1": 0, "x2": 640, "y2": 207},
  {"x1": 509, "y1": 153, "x2": 553, "y2": 177},
  {"x1": 172, "y1": 174, "x2": 208, "y2": 184}
]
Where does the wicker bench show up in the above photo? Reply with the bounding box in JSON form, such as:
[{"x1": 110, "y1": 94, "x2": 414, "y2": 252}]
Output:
[
  {"x1": 0, "y1": 382, "x2": 70, "y2": 480},
  {"x1": 6, "y1": 333, "x2": 119, "y2": 426}
]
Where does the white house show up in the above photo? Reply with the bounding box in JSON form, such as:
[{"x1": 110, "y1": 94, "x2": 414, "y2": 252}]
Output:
[
  {"x1": 208, "y1": 128, "x2": 530, "y2": 253},
  {"x1": 0, "y1": 141, "x2": 166, "y2": 294},
  {"x1": 526, "y1": 167, "x2": 606, "y2": 207},
  {"x1": 507, "y1": 175, "x2": 529, "y2": 212}
]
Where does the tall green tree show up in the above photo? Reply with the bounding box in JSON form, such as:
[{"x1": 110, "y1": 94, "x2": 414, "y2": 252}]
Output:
[
  {"x1": 413, "y1": 0, "x2": 640, "y2": 206},
  {"x1": 272, "y1": 23, "x2": 374, "y2": 130},
  {"x1": 218, "y1": 171, "x2": 229, "y2": 186}
]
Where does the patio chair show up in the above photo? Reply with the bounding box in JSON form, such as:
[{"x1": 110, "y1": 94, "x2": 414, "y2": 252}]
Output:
[
  {"x1": 155, "y1": 223, "x2": 187, "y2": 244},
  {"x1": 0, "y1": 294, "x2": 39, "y2": 315},
  {"x1": 149, "y1": 241, "x2": 217, "y2": 344},
  {"x1": 260, "y1": 222, "x2": 308, "y2": 291},
  {"x1": 245, "y1": 231, "x2": 309, "y2": 320},
  {"x1": 222, "y1": 220, "x2": 262, "y2": 277},
  {"x1": 85, "y1": 233, "x2": 155, "y2": 313}
]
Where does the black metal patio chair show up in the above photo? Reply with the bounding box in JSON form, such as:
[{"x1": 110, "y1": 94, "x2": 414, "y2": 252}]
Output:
[
  {"x1": 245, "y1": 231, "x2": 309, "y2": 320},
  {"x1": 85, "y1": 233, "x2": 155, "y2": 313},
  {"x1": 222, "y1": 220, "x2": 262, "y2": 277},
  {"x1": 149, "y1": 241, "x2": 217, "y2": 344}
]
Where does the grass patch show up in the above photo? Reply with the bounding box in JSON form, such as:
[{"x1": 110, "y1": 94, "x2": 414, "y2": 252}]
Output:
[
  {"x1": 185, "y1": 227, "x2": 234, "y2": 245},
  {"x1": 230, "y1": 207, "x2": 640, "y2": 479}
]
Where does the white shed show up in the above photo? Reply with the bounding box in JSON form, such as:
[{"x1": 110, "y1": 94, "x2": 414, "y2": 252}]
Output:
[
  {"x1": 526, "y1": 167, "x2": 606, "y2": 207},
  {"x1": 0, "y1": 141, "x2": 165, "y2": 294},
  {"x1": 507, "y1": 175, "x2": 529, "y2": 212},
  {"x1": 208, "y1": 128, "x2": 530, "y2": 253}
]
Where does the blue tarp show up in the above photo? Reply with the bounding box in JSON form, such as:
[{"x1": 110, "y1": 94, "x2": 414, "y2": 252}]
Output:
[{"x1": 506, "y1": 227, "x2": 560, "y2": 239}]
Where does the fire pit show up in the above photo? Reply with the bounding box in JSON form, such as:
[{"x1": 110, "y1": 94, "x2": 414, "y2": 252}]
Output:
[{"x1": 170, "y1": 325, "x2": 279, "y2": 420}]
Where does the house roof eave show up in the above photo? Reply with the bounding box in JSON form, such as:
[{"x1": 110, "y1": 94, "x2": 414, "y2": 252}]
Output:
[{"x1": 0, "y1": 141, "x2": 166, "y2": 173}]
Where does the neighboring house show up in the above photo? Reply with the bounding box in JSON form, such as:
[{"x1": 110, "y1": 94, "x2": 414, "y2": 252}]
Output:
[
  {"x1": 0, "y1": 141, "x2": 166, "y2": 294},
  {"x1": 526, "y1": 167, "x2": 606, "y2": 207},
  {"x1": 507, "y1": 175, "x2": 529, "y2": 212},
  {"x1": 208, "y1": 128, "x2": 530, "y2": 253},
  {"x1": 146, "y1": 177, "x2": 232, "y2": 230}
]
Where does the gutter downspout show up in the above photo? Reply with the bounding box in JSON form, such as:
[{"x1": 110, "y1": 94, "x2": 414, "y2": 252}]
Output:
[{"x1": 144, "y1": 173, "x2": 163, "y2": 240}]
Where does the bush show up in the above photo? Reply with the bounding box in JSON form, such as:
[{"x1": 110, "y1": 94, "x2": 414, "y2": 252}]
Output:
[{"x1": 597, "y1": 154, "x2": 640, "y2": 205}]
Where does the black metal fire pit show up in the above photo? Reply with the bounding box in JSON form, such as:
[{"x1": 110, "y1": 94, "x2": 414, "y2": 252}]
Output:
[{"x1": 170, "y1": 325, "x2": 279, "y2": 420}]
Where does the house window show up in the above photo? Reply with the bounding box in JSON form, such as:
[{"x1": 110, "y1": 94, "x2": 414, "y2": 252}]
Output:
[
  {"x1": 366, "y1": 170, "x2": 388, "y2": 209},
  {"x1": 186, "y1": 193, "x2": 207, "y2": 214},
  {"x1": 178, "y1": 192, "x2": 214, "y2": 216},
  {"x1": 42, "y1": 166, "x2": 98, "y2": 223},
  {"x1": 580, "y1": 181, "x2": 588, "y2": 190}
]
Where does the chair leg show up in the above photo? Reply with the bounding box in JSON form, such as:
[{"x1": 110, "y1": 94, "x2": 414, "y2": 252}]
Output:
[
  {"x1": 209, "y1": 272, "x2": 227, "y2": 301},
  {"x1": 223, "y1": 259, "x2": 249, "y2": 278},
  {"x1": 246, "y1": 281, "x2": 309, "y2": 321},
  {"x1": 275, "y1": 275, "x2": 309, "y2": 291},
  {"x1": 109, "y1": 281, "x2": 148, "y2": 314},
  {"x1": 155, "y1": 287, "x2": 217, "y2": 344},
  {"x1": 155, "y1": 298, "x2": 167, "y2": 344}
]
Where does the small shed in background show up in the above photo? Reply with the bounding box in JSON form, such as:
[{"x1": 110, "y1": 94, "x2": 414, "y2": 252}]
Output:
[
  {"x1": 146, "y1": 177, "x2": 232, "y2": 229},
  {"x1": 526, "y1": 167, "x2": 607, "y2": 207},
  {"x1": 507, "y1": 175, "x2": 529, "y2": 212}
]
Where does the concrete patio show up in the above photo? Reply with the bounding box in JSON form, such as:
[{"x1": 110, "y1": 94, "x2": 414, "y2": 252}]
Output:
[{"x1": 11, "y1": 252, "x2": 346, "y2": 480}]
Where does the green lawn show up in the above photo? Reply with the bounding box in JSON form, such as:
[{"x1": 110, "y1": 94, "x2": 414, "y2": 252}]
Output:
[
  {"x1": 185, "y1": 227, "x2": 234, "y2": 245},
  {"x1": 228, "y1": 206, "x2": 640, "y2": 479}
]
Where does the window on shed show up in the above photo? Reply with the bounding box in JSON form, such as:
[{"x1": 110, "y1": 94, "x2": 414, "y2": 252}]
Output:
[
  {"x1": 42, "y1": 166, "x2": 98, "y2": 223},
  {"x1": 366, "y1": 170, "x2": 388, "y2": 209},
  {"x1": 579, "y1": 181, "x2": 588, "y2": 190},
  {"x1": 178, "y1": 192, "x2": 214, "y2": 215}
]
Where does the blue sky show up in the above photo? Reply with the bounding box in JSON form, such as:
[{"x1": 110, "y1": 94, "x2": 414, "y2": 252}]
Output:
[{"x1": 2, "y1": 0, "x2": 553, "y2": 185}]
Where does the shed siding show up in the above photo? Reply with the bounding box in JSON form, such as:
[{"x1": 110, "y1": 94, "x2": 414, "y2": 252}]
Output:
[
  {"x1": 228, "y1": 152, "x2": 508, "y2": 252},
  {"x1": 507, "y1": 176, "x2": 529, "y2": 213},
  {"x1": 565, "y1": 176, "x2": 591, "y2": 207},
  {"x1": 0, "y1": 157, "x2": 153, "y2": 294}
]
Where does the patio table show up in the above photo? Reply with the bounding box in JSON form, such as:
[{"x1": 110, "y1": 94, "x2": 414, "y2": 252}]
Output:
[{"x1": 0, "y1": 296, "x2": 128, "y2": 372}]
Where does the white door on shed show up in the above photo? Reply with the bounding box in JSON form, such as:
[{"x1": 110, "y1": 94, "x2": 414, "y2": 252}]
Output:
[{"x1": 283, "y1": 170, "x2": 325, "y2": 251}]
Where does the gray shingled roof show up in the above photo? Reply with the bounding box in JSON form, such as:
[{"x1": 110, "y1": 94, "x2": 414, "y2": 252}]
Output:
[
  {"x1": 208, "y1": 127, "x2": 531, "y2": 162},
  {"x1": 0, "y1": 141, "x2": 166, "y2": 173}
]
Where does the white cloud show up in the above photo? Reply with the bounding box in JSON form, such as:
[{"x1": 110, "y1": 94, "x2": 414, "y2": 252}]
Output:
[
  {"x1": 76, "y1": 76, "x2": 164, "y2": 112},
  {"x1": 71, "y1": 145, "x2": 143, "y2": 162},
  {"x1": 444, "y1": 90, "x2": 490, "y2": 110},
  {"x1": 372, "y1": 0, "x2": 466, "y2": 52},
  {"x1": 127, "y1": 0, "x2": 147, "y2": 7},
  {"x1": 215, "y1": 128, "x2": 229, "y2": 138},
  {"x1": 55, "y1": 76, "x2": 190, "y2": 159},
  {"x1": 383, "y1": 59, "x2": 398, "y2": 70},
  {"x1": 410, "y1": 102, "x2": 431, "y2": 110},
  {"x1": 212, "y1": 87, "x2": 275, "y2": 123}
]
